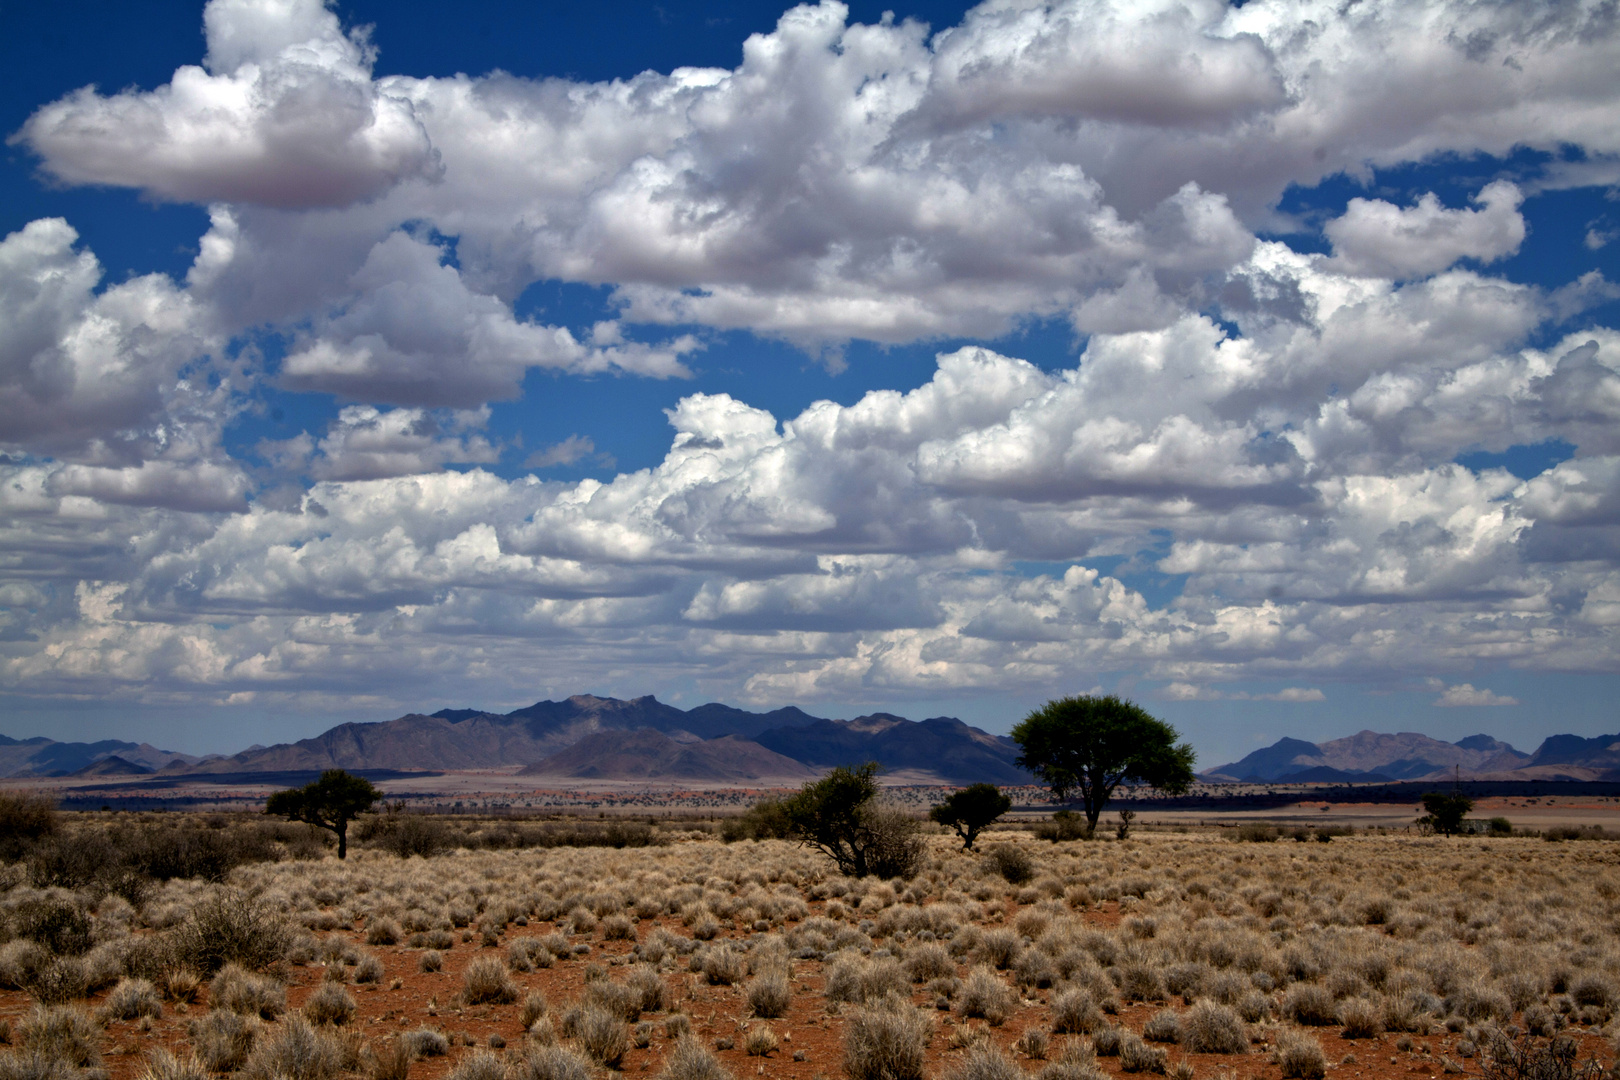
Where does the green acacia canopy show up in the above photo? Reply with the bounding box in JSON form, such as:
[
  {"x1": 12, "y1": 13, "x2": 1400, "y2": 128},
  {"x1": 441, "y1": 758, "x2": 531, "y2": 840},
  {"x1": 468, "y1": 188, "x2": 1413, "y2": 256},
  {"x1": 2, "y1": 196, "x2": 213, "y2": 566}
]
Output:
[
  {"x1": 265, "y1": 769, "x2": 379, "y2": 859},
  {"x1": 1011, "y1": 695, "x2": 1195, "y2": 831}
]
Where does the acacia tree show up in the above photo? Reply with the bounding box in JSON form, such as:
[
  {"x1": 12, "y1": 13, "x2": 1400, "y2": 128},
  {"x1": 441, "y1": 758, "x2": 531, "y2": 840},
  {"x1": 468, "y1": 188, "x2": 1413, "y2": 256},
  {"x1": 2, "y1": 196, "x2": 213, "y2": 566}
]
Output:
[
  {"x1": 929, "y1": 783, "x2": 1012, "y2": 851},
  {"x1": 1419, "y1": 790, "x2": 1474, "y2": 835},
  {"x1": 781, "y1": 762, "x2": 921, "y2": 879},
  {"x1": 265, "y1": 769, "x2": 379, "y2": 859},
  {"x1": 1011, "y1": 695, "x2": 1195, "y2": 833}
]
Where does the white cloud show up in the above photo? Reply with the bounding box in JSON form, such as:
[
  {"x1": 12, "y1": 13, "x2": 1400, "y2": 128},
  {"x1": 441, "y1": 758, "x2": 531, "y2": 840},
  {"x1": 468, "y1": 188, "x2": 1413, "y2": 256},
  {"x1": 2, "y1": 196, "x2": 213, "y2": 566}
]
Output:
[
  {"x1": 1324, "y1": 181, "x2": 1525, "y2": 279},
  {"x1": 20, "y1": 0, "x2": 1620, "y2": 357},
  {"x1": 525, "y1": 435, "x2": 606, "y2": 470},
  {"x1": 1434, "y1": 683, "x2": 1520, "y2": 707},
  {"x1": 17, "y1": 0, "x2": 437, "y2": 209}
]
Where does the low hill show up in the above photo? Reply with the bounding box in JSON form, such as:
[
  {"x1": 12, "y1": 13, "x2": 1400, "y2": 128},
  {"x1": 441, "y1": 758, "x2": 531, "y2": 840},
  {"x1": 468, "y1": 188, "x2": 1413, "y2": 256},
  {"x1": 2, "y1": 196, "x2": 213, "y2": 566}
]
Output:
[
  {"x1": 0, "y1": 735, "x2": 197, "y2": 778},
  {"x1": 1205, "y1": 730, "x2": 1530, "y2": 783},
  {"x1": 755, "y1": 714, "x2": 1031, "y2": 786},
  {"x1": 519, "y1": 729, "x2": 816, "y2": 781}
]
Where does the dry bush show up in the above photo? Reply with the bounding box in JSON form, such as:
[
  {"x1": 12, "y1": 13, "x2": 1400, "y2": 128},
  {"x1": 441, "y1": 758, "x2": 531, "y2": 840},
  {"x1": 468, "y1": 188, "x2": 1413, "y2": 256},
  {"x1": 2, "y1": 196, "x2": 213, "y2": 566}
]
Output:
[
  {"x1": 602, "y1": 914, "x2": 635, "y2": 941},
  {"x1": 210, "y1": 964, "x2": 285, "y2": 1019},
  {"x1": 364, "y1": 919, "x2": 401, "y2": 946},
  {"x1": 447, "y1": 1050, "x2": 506, "y2": 1080},
  {"x1": 1037, "y1": 1039, "x2": 1107, "y2": 1080},
  {"x1": 1118, "y1": 1034, "x2": 1167, "y2": 1074},
  {"x1": 1338, "y1": 998, "x2": 1383, "y2": 1039},
  {"x1": 1178, "y1": 1001, "x2": 1245, "y2": 1054},
  {"x1": 17, "y1": 1007, "x2": 99, "y2": 1068},
  {"x1": 1282, "y1": 984, "x2": 1338, "y2": 1026},
  {"x1": 573, "y1": 1002, "x2": 628, "y2": 1068},
  {"x1": 402, "y1": 1030, "x2": 448, "y2": 1059},
  {"x1": 977, "y1": 929, "x2": 1022, "y2": 970},
  {"x1": 701, "y1": 946, "x2": 746, "y2": 986},
  {"x1": 241, "y1": 1016, "x2": 346, "y2": 1080},
  {"x1": 657, "y1": 1036, "x2": 732, "y2": 1080},
  {"x1": 843, "y1": 997, "x2": 932, "y2": 1080},
  {"x1": 1014, "y1": 1029, "x2": 1050, "y2": 1060},
  {"x1": 1142, "y1": 1010, "x2": 1180, "y2": 1043},
  {"x1": 904, "y1": 943, "x2": 954, "y2": 983},
  {"x1": 1117, "y1": 962, "x2": 1166, "y2": 1003},
  {"x1": 1051, "y1": 988, "x2": 1103, "y2": 1034},
  {"x1": 520, "y1": 992, "x2": 548, "y2": 1029},
  {"x1": 744, "y1": 1025, "x2": 778, "y2": 1057},
  {"x1": 988, "y1": 845, "x2": 1035, "y2": 885},
  {"x1": 366, "y1": 1038, "x2": 411, "y2": 1080},
  {"x1": 461, "y1": 956, "x2": 517, "y2": 1005},
  {"x1": 1273, "y1": 1033, "x2": 1326, "y2": 1080},
  {"x1": 170, "y1": 889, "x2": 292, "y2": 975},
  {"x1": 958, "y1": 965, "x2": 1016, "y2": 1025},
  {"x1": 103, "y1": 977, "x2": 164, "y2": 1020},
  {"x1": 417, "y1": 950, "x2": 442, "y2": 974},
  {"x1": 188, "y1": 1009, "x2": 256, "y2": 1072},
  {"x1": 302, "y1": 983, "x2": 356, "y2": 1026},
  {"x1": 515, "y1": 1045, "x2": 592, "y2": 1080},
  {"x1": 0, "y1": 793, "x2": 58, "y2": 861},
  {"x1": 136, "y1": 1049, "x2": 209, "y2": 1080},
  {"x1": 748, "y1": 972, "x2": 791, "y2": 1018},
  {"x1": 1093, "y1": 1027, "x2": 1122, "y2": 1057},
  {"x1": 945, "y1": 1043, "x2": 1026, "y2": 1080}
]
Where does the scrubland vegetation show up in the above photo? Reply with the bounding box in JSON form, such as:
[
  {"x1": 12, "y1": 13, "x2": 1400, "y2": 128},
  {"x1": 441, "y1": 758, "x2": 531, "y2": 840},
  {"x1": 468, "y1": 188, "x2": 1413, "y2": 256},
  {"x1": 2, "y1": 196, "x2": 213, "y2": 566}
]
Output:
[{"x1": 1, "y1": 791, "x2": 1618, "y2": 1080}]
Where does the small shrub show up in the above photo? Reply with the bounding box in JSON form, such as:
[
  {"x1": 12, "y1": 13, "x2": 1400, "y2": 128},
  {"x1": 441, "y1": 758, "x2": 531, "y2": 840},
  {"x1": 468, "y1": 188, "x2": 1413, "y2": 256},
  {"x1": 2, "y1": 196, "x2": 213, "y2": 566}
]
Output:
[
  {"x1": 1015, "y1": 1029, "x2": 1050, "y2": 1060},
  {"x1": 188, "y1": 1009, "x2": 256, "y2": 1072},
  {"x1": 402, "y1": 1030, "x2": 448, "y2": 1059},
  {"x1": 0, "y1": 792, "x2": 57, "y2": 860},
  {"x1": 744, "y1": 1025, "x2": 778, "y2": 1057},
  {"x1": 9, "y1": 900, "x2": 92, "y2": 958},
  {"x1": 695, "y1": 943, "x2": 741, "y2": 984},
  {"x1": 18, "y1": 1006, "x2": 100, "y2": 1067},
  {"x1": 843, "y1": 998, "x2": 932, "y2": 1080},
  {"x1": 354, "y1": 955, "x2": 384, "y2": 984},
  {"x1": 136, "y1": 1049, "x2": 209, "y2": 1080},
  {"x1": 1274, "y1": 1033, "x2": 1326, "y2": 1080},
  {"x1": 1117, "y1": 963, "x2": 1166, "y2": 1003},
  {"x1": 944, "y1": 1043, "x2": 1025, "y2": 1080},
  {"x1": 1037, "y1": 1039, "x2": 1106, "y2": 1080},
  {"x1": 367, "y1": 1038, "x2": 411, "y2": 1080},
  {"x1": 1051, "y1": 988, "x2": 1103, "y2": 1034},
  {"x1": 574, "y1": 1002, "x2": 628, "y2": 1068},
  {"x1": 602, "y1": 915, "x2": 635, "y2": 941},
  {"x1": 1338, "y1": 998, "x2": 1383, "y2": 1039},
  {"x1": 303, "y1": 983, "x2": 356, "y2": 1026},
  {"x1": 447, "y1": 1051, "x2": 506, "y2": 1080},
  {"x1": 1093, "y1": 1027, "x2": 1122, "y2": 1057},
  {"x1": 656, "y1": 1036, "x2": 732, "y2": 1080},
  {"x1": 462, "y1": 956, "x2": 517, "y2": 1005},
  {"x1": 170, "y1": 890, "x2": 292, "y2": 975},
  {"x1": 1235, "y1": 823, "x2": 1279, "y2": 843},
  {"x1": 1178, "y1": 1001, "x2": 1245, "y2": 1054},
  {"x1": 104, "y1": 978, "x2": 164, "y2": 1021},
  {"x1": 210, "y1": 964, "x2": 285, "y2": 1019},
  {"x1": 1282, "y1": 984, "x2": 1338, "y2": 1026},
  {"x1": 365, "y1": 919, "x2": 401, "y2": 946},
  {"x1": 988, "y1": 845, "x2": 1035, "y2": 885},
  {"x1": 977, "y1": 929, "x2": 1022, "y2": 970},
  {"x1": 748, "y1": 972, "x2": 791, "y2": 1018},
  {"x1": 515, "y1": 1045, "x2": 592, "y2": 1080},
  {"x1": 417, "y1": 951, "x2": 442, "y2": 974},
  {"x1": 1119, "y1": 1035, "x2": 1167, "y2": 1074},
  {"x1": 1142, "y1": 1010, "x2": 1180, "y2": 1043},
  {"x1": 904, "y1": 943, "x2": 954, "y2": 983},
  {"x1": 958, "y1": 966, "x2": 1016, "y2": 1025}
]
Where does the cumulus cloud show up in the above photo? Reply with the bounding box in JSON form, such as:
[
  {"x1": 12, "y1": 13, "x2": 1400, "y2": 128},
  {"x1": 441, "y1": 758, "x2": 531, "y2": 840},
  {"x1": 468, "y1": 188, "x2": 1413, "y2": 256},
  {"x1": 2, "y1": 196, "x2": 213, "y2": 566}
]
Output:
[
  {"x1": 20, "y1": 0, "x2": 1620, "y2": 356},
  {"x1": 1324, "y1": 182, "x2": 1526, "y2": 279},
  {"x1": 4, "y1": 0, "x2": 1620, "y2": 717},
  {"x1": 16, "y1": 0, "x2": 437, "y2": 208},
  {"x1": 1434, "y1": 683, "x2": 1520, "y2": 707}
]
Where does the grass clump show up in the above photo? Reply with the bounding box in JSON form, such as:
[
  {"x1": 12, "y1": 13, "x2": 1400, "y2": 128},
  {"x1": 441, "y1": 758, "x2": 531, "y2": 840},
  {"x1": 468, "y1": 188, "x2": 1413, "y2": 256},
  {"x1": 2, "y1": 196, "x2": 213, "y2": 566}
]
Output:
[
  {"x1": 103, "y1": 978, "x2": 164, "y2": 1021},
  {"x1": 957, "y1": 965, "x2": 1016, "y2": 1025},
  {"x1": 135, "y1": 1049, "x2": 209, "y2": 1080},
  {"x1": 210, "y1": 964, "x2": 285, "y2": 1019},
  {"x1": 461, "y1": 956, "x2": 517, "y2": 1005},
  {"x1": 1118, "y1": 1035, "x2": 1167, "y2": 1075},
  {"x1": 943, "y1": 1043, "x2": 1026, "y2": 1080},
  {"x1": 302, "y1": 983, "x2": 356, "y2": 1026},
  {"x1": 1178, "y1": 1001, "x2": 1246, "y2": 1054},
  {"x1": 747, "y1": 972, "x2": 791, "y2": 1018},
  {"x1": 844, "y1": 996, "x2": 932, "y2": 1080},
  {"x1": 656, "y1": 1036, "x2": 732, "y2": 1080},
  {"x1": 1274, "y1": 1033, "x2": 1326, "y2": 1080},
  {"x1": 17, "y1": 1007, "x2": 99, "y2": 1069},
  {"x1": 188, "y1": 1010, "x2": 256, "y2": 1072},
  {"x1": 514, "y1": 1045, "x2": 592, "y2": 1080}
]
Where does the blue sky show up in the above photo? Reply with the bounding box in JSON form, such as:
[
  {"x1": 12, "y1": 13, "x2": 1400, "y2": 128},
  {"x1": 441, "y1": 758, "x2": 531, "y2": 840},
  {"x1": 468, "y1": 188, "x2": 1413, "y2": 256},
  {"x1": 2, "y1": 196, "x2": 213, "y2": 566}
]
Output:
[{"x1": 1, "y1": 0, "x2": 1617, "y2": 763}]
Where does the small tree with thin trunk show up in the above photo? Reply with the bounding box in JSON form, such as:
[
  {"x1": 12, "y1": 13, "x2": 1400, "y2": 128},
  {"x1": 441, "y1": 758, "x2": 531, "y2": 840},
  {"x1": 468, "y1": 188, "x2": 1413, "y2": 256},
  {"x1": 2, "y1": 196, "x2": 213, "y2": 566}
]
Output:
[
  {"x1": 265, "y1": 769, "x2": 379, "y2": 859},
  {"x1": 1418, "y1": 790, "x2": 1474, "y2": 836},
  {"x1": 929, "y1": 783, "x2": 1011, "y2": 851},
  {"x1": 1010, "y1": 695, "x2": 1195, "y2": 834}
]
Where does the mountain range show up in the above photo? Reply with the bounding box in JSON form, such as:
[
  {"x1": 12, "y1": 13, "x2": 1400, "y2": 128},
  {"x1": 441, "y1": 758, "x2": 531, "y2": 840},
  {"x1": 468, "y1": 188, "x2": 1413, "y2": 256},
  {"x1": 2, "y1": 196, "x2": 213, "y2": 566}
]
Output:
[
  {"x1": 127, "y1": 694, "x2": 1033, "y2": 785},
  {"x1": 7, "y1": 701, "x2": 1620, "y2": 787},
  {"x1": 1203, "y1": 730, "x2": 1620, "y2": 783}
]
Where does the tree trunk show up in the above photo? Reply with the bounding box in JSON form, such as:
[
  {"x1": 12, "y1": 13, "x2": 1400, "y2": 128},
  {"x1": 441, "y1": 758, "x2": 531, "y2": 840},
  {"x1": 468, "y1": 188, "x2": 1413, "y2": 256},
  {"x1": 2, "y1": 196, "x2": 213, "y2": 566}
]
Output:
[{"x1": 336, "y1": 820, "x2": 348, "y2": 859}]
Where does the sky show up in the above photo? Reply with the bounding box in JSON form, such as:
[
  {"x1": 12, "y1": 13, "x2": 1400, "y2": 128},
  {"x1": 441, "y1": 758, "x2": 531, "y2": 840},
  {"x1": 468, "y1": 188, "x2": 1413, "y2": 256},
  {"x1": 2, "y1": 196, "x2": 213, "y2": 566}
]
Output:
[{"x1": 1, "y1": 0, "x2": 1618, "y2": 765}]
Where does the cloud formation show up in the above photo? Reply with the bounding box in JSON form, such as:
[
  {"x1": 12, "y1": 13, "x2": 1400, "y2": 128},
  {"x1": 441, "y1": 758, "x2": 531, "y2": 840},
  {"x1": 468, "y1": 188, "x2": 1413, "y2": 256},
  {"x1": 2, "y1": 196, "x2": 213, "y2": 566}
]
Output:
[{"x1": 1, "y1": 0, "x2": 1618, "y2": 721}]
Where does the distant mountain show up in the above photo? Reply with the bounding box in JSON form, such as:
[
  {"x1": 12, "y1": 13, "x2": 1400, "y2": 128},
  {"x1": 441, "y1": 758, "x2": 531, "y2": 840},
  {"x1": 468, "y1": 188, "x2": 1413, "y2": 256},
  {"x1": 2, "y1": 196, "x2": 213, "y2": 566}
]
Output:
[
  {"x1": 756, "y1": 714, "x2": 1031, "y2": 786},
  {"x1": 519, "y1": 729, "x2": 816, "y2": 782},
  {"x1": 1205, "y1": 730, "x2": 1530, "y2": 783},
  {"x1": 1528, "y1": 733, "x2": 1620, "y2": 770},
  {"x1": 72, "y1": 755, "x2": 154, "y2": 777},
  {"x1": 152, "y1": 694, "x2": 1027, "y2": 784},
  {"x1": 0, "y1": 735, "x2": 197, "y2": 779}
]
